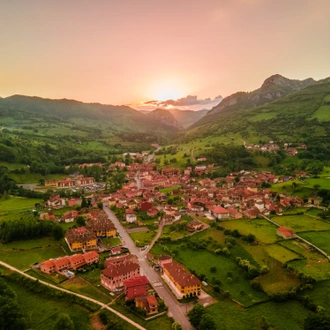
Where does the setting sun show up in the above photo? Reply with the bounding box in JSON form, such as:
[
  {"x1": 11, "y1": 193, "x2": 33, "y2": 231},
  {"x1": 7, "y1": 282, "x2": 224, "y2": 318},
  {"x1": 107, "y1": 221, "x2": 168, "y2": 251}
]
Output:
[{"x1": 147, "y1": 78, "x2": 187, "y2": 101}]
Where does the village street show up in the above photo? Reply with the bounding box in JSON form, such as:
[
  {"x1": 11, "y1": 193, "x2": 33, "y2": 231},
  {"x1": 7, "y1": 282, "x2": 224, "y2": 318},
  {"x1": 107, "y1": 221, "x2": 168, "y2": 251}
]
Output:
[{"x1": 103, "y1": 206, "x2": 194, "y2": 330}]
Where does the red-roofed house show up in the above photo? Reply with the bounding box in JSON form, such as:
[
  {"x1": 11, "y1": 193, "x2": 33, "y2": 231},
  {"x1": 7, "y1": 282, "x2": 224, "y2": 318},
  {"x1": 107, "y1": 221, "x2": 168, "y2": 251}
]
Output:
[
  {"x1": 140, "y1": 202, "x2": 153, "y2": 211},
  {"x1": 101, "y1": 255, "x2": 140, "y2": 291},
  {"x1": 109, "y1": 247, "x2": 121, "y2": 256},
  {"x1": 53, "y1": 257, "x2": 71, "y2": 272},
  {"x1": 69, "y1": 254, "x2": 86, "y2": 270},
  {"x1": 40, "y1": 260, "x2": 56, "y2": 274},
  {"x1": 211, "y1": 206, "x2": 230, "y2": 219},
  {"x1": 83, "y1": 251, "x2": 99, "y2": 264},
  {"x1": 135, "y1": 295, "x2": 158, "y2": 315},
  {"x1": 277, "y1": 226, "x2": 295, "y2": 239},
  {"x1": 124, "y1": 275, "x2": 149, "y2": 300},
  {"x1": 147, "y1": 208, "x2": 159, "y2": 217}
]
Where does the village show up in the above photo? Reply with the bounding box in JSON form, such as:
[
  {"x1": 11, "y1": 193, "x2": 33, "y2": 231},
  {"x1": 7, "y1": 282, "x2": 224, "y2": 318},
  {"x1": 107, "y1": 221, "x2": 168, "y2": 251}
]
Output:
[{"x1": 32, "y1": 151, "x2": 327, "y2": 326}]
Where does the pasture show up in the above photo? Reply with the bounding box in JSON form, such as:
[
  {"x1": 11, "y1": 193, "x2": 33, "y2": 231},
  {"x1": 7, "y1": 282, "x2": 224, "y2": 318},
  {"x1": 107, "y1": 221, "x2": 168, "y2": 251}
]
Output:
[
  {"x1": 288, "y1": 258, "x2": 330, "y2": 281},
  {"x1": 263, "y1": 244, "x2": 301, "y2": 264},
  {"x1": 0, "y1": 196, "x2": 43, "y2": 212},
  {"x1": 257, "y1": 260, "x2": 300, "y2": 294},
  {"x1": 0, "y1": 237, "x2": 66, "y2": 270},
  {"x1": 207, "y1": 299, "x2": 312, "y2": 330},
  {"x1": 281, "y1": 240, "x2": 330, "y2": 280},
  {"x1": 248, "y1": 111, "x2": 277, "y2": 122},
  {"x1": 129, "y1": 230, "x2": 157, "y2": 247},
  {"x1": 272, "y1": 214, "x2": 330, "y2": 232},
  {"x1": 60, "y1": 276, "x2": 111, "y2": 304},
  {"x1": 220, "y1": 219, "x2": 279, "y2": 244},
  {"x1": 298, "y1": 230, "x2": 330, "y2": 255},
  {"x1": 8, "y1": 280, "x2": 95, "y2": 330},
  {"x1": 167, "y1": 246, "x2": 268, "y2": 305},
  {"x1": 307, "y1": 279, "x2": 330, "y2": 311}
]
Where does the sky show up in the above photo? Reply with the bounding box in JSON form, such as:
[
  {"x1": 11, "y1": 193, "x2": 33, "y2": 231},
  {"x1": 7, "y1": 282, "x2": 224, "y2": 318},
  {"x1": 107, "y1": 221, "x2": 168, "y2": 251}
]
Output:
[{"x1": 0, "y1": 0, "x2": 330, "y2": 110}]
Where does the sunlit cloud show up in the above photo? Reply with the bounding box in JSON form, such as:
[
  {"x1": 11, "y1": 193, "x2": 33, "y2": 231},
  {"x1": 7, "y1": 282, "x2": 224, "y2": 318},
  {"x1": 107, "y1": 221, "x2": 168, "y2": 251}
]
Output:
[{"x1": 133, "y1": 94, "x2": 223, "y2": 111}]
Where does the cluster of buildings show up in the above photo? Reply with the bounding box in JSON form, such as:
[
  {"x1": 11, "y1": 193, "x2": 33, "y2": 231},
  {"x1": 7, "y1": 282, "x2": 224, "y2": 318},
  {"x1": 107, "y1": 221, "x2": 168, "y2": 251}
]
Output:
[
  {"x1": 45, "y1": 175, "x2": 95, "y2": 188},
  {"x1": 100, "y1": 252, "x2": 201, "y2": 312},
  {"x1": 101, "y1": 254, "x2": 158, "y2": 315},
  {"x1": 91, "y1": 166, "x2": 304, "y2": 225},
  {"x1": 245, "y1": 141, "x2": 307, "y2": 156},
  {"x1": 39, "y1": 251, "x2": 99, "y2": 276},
  {"x1": 65, "y1": 209, "x2": 117, "y2": 251},
  {"x1": 44, "y1": 194, "x2": 83, "y2": 210}
]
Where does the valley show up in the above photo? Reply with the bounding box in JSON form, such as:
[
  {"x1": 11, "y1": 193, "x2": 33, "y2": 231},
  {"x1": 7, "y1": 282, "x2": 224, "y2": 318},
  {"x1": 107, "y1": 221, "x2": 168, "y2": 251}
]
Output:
[{"x1": 1, "y1": 74, "x2": 330, "y2": 330}]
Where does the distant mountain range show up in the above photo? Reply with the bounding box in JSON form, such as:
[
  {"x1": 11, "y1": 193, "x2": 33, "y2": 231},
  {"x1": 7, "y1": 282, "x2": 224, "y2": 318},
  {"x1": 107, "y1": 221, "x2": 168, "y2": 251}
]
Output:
[{"x1": 1, "y1": 74, "x2": 329, "y2": 142}]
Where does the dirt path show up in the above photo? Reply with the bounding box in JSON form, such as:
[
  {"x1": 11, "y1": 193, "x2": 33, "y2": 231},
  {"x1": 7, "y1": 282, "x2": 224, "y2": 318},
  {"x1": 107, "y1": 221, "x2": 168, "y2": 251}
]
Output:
[{"x1": 0, "y1": 260, "x2": 145, "y2": 330}]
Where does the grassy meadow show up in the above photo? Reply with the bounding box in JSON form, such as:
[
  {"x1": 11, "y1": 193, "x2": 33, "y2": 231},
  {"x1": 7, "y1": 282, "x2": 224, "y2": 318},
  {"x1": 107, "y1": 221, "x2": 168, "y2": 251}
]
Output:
[
  {"x1": 221, "y1": 219, "x2": 279, "y2": 244},
  {"x1": 271, "y1": 214, "x2": 330, "y2": 232},
  {"x1": 7, "y1": 280, "x2": 96, "y2": 330}
]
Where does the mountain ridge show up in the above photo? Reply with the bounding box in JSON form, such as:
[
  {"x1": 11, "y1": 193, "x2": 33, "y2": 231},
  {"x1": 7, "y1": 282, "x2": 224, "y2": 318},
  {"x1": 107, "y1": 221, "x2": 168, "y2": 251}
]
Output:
[{"x1": 205, "y1": 74, "x2": 316, "y2": 119}]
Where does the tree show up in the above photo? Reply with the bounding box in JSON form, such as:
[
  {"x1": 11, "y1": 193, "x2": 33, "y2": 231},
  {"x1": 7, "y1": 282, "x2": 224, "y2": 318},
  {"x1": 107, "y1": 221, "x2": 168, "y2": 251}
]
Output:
[
  {"x1": 52, "y1": 225, "x2": 64, "y2": 241},
  {"x1": 304, "y1": 314, "x2": 330, "y2": 330},
  {"x1": 172, "y1": 322, "x2": 183, "y2": 330},
  {"x1": 187, "y1": 304, "x2": 206, "y2": 328},
  {"x1": 256, "y1": 316, "x2": 273, "y2": 330},
  {"x1": 76, "y1": 216, "x2": 86, "y2": 227},
  {"x1": 53, "y1": 313, "x2": 74, "y2": 330},
  {"x1": 0, "y1": 278, "x2": 26, "y2": 330},
  {"x1": 198, "y1": 313, "x2": 216, "y2": 330}
]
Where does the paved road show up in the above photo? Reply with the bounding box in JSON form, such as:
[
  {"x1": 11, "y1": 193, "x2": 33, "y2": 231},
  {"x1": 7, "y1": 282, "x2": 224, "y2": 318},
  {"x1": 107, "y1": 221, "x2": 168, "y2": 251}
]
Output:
[
  {"x1": 104, "y1": 206, "x2": 194, "y2": 330},
  {"x1": 0, "y1": 260, "x2": 145, "y2": 330}
]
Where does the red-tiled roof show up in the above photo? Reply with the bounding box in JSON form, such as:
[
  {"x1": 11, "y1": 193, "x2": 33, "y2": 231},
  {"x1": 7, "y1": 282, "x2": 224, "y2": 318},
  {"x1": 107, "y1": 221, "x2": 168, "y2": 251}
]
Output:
[
  {"x1": 212, "y1": 206, "x2": 229, "y2": 214},
  {"x1": 163, "y1": 262, "x2": 200, "y2": 288},
  {"x1": 102, "y1": 261, "x2": 139, "y2": 278},
  {"x1": 124, "y1": 275, "x2": 149, "y2": 288}
]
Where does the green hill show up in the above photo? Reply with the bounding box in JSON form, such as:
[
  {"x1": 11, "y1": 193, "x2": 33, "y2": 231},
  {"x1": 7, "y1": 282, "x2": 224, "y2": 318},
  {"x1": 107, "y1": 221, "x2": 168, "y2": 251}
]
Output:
[
  {"x1": 0, "y1": 95, "x2": 182, "y2": 136},
  {"x1": 184, "y1": 76, "x2": 330, "y2": 144}
]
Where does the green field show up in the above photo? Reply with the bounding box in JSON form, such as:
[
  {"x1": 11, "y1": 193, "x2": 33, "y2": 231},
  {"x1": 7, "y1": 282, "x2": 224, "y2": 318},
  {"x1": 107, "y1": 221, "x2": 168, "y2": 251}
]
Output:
[
  {"x1": 298, "y1": 231, "x2": 330, "y2": 255},
  {"x1": 129, "y1": 230, "x2": 157, "y2": 247},
  {"x1": 160, "y1": 224, "x2": 190, "y2": 240},
  {"x1": 161, "y1": 245, "x2": 268, "y2": 306},
  {"x1": 311, "y1": 94, "x2": 330, "y2": 122},
  {"x1": 264, "y1": 244, "x2": 301, "y2": 264},
  {"x1": 307, "y1": 279, "x2": 330, "y2": 311},
  {"x1": 289, "y1": 258, "x2": 330, "y2": 281},
  {"x1": 0, "y1": 237, "x2": 66, "y2": 270},
  {"x1": 207, "y1": 299, "x2": 312, "y2": 330},
  {"x1": 102, "y1": 237, "x2": 122, "y2": 247},
  {"x1": 0, "y1": 196, "x2": 43, "y2": 212},
  {"x1": 257, "y1": 259, "x2": 300, "y2": 294},
  {"x1": 304, "y1": 177, "x2": 330, "y2": 190},
  {"x1": 221, "y1": 219, "x2": 279, "y2": 244},
  {"x1": 272, "y1": 214, "x2": 330, "y2": 232},
  {"x1": 7, "y1": 280, "x2": 95, "y2": 330},
  {"x1": 60, "y1": 275, "x2": 111, "y2": 304},
  {"x1": 248, "y1": 111, "x2": 277, "y2": 122},
  {"x1": 281, "y1": 240, "x2": 330, "y2": 280},
  {"x1": 0, "y1": 160, "x2": 27, "y2": 170}
]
